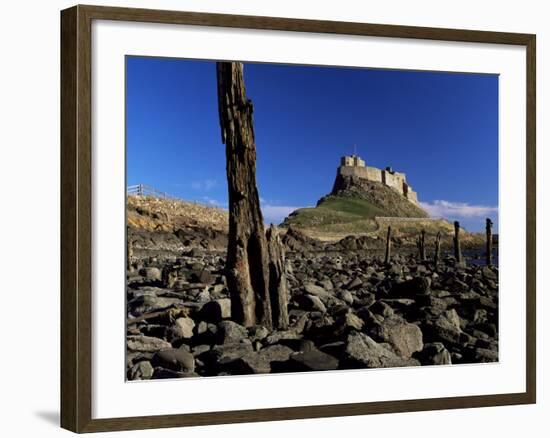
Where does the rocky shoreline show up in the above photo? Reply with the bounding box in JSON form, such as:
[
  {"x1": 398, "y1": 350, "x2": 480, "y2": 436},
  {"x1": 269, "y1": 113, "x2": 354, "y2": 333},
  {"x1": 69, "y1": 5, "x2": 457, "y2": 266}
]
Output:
[{"x1": 126, "y1": 232, "x2": 498, "y2": 380}]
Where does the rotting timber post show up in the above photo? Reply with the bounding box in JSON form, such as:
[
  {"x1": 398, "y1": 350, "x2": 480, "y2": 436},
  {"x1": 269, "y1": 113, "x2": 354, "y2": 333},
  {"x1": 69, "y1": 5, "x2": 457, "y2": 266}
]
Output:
[
  {"x1": 216, "y1": 61, "x2": 288, "y2": 329},
  {"x1": 434, "y1": 231, "x2": 441, "y2": 267},
  {"x1": 384, "y1": 226, "x2": 392, "y2": 264},
  {"x1": 486, "y1": 217, "x2": 493, "y2": 266},
  {"x1": 417, "y1": 229, "x2": 426, "y2": 261},
  {"x1": 453, "y1": 220, "x2": 463, "y2": 265}
]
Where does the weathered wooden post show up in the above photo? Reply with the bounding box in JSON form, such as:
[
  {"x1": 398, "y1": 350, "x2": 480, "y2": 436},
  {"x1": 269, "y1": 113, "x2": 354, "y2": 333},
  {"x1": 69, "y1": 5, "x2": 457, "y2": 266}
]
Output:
[
  {"x1": 485, "y1": 218, "x2": 493, "y2": 266},
  {"x1": 217, "y1": 61, "x2": 287, "y2": 329},
  {"x1": 453, "y1": 220, "x2": 463, "y2": 265},
  {"x1": 434, "y1": 231, "x2": 441, "y2": 267},
  {"x1": 384, "y1": 225, "x2": 392, "y2": 264},
  {"x1": 266, "y1": 224, "x2": 289, "y2": 330},
  {"x1": 417, "y1": 229, "x2": 426, "y2": 261}
]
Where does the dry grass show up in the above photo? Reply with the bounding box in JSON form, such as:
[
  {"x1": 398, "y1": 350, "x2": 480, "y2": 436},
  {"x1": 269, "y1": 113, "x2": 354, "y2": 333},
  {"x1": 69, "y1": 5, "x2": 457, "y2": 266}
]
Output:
[{"x1": 127, "y1": 195, "x2": 228, "y2": 232}]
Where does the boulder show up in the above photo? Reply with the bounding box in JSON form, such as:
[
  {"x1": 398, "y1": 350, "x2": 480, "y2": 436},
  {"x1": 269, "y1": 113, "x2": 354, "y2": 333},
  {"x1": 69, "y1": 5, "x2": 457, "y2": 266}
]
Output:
[
  {"x1": 415, "y1": 342, "x2": 452, "y2": 365},
  {"x1": 392, "y1": 276, "x2": 431, "y2": 296},
  {"x1": 128, "y1": 295, "x2": 182, "y2": 315},
  {"x1": 152, "y1": 348, "x2": 195, "y2": 372},
  {"x1": 303, "y1": 283, "x2": 331, "y2": 302},
  {"x1": 248, "y1": 325, "x2": 270, "y2": 342},
  {"x1": 127, "y1": 335, "x2": 171, "y2": 353},
  {"x1": 430, "y1": 310, "x2": 463, "y2": 345},
  {"x1": 129, "y1": 360, "x2": 154, "y2": 380},
  {"x1": 346, "y1": 278, "x2": 363, "y2": 290},
  {"x1": 474, "y1": 347, "x2": 499, "y2": 362},
  {"x1": 344, "y1": 332, "x2": 419, "y2": 368},
  {"x1": 287, "y1": 348, "x2": 339, "y2": 371},
  {"x1": 339, "y1": 290, "x2": 354, "y2": 305},
  {"x1": 152, "y1": 368, "x2": 199, "y2": 379},
  {"x1": 139, "y1": 267, "x2": 162, "y2": 281},
  {"x1": 209, "y1": 343, "x2": 254, "y2": 365},
  {"x1": 230, "y1": 345, "x2": 294, "y2": 374},
  {"x1": 200, "y1": 298, "x2": 232, "y2": 322},
  {"x1": 370, "y1": 301, "x2": 394, "y2": 318},
  {"x1": 169, "y1": 317, "x2": 195, "y2": 340},
  {"x1": 333, "y1": 311, "x2": 364, "y2": 338},
  {"x1": 373, "y1": 315, "x2": 423, "y2": 359},
  {"x1": 216, "y1": 320, "x2": 249, "y2": 344},
  {"x1": 296, "y1": 294, "x2": 327, "y2": 313}
]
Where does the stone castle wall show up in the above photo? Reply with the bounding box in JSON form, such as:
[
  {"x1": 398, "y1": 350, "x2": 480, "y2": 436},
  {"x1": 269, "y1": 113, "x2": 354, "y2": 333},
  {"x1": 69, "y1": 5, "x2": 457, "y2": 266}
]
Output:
[{"x1": 338, "y1": 155, "x2": 419, "y2": 205}]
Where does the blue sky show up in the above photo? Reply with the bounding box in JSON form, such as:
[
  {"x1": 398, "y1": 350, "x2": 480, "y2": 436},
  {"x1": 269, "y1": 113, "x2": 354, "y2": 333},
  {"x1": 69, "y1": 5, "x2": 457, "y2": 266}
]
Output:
[{"x1": 126, "y1": 56, "x2": 498, "y2": 232}]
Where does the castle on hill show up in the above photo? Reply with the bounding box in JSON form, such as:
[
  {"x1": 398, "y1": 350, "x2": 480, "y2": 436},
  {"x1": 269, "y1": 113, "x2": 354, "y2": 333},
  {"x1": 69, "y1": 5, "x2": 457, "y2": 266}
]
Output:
[{"x1": 337, "y1": 154, "x2": 419, "y2": 205}]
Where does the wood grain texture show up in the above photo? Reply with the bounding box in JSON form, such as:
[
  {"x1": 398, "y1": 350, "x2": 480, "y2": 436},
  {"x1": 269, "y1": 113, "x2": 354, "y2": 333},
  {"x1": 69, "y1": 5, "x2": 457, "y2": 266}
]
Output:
[
  {"x1": 60, "y1": 4, "x2": 537, "y2": 433},
  {"x1": 60, "y1": 5, "x2": 78, "y2": 432},
  {"x1": 525, "y1": 34, "x2": 536, "y2": 404}
]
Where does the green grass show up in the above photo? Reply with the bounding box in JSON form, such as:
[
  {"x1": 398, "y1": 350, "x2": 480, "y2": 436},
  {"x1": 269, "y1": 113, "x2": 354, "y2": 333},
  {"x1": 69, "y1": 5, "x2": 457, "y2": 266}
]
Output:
[
  {"x1": 320, "y1": 197, "x2": 386, "y2": 217},
  {"x1": 283, "y1": 196, "x2": 384, "y2": 232}
]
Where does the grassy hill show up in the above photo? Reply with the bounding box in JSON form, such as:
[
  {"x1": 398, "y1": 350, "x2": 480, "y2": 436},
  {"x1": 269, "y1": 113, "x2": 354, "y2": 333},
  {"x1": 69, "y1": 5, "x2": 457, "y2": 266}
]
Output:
[
  {"x1": 282, "y1": 174, "x2": 434, "y2": 239},
  {"x1": 282, "y1": 196, "x2": 384, "y2": 235}
]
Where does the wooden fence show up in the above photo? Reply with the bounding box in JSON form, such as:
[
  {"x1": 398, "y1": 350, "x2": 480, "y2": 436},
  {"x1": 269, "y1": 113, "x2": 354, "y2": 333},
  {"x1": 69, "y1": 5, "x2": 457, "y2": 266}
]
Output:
[
  {"x1": 127, "y1": 184, "x2": 174, "y2": 199},
  {"x1": 127, "y1": 184, "x2": 220, "y2": 209}
]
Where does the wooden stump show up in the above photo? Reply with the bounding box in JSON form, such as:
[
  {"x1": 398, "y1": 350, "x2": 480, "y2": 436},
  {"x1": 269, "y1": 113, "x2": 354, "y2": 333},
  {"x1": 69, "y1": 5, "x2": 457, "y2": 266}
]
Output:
[
  {"x1": 453, "y1": 220, "x2": 463, "y2": 265},
  {"x1": 216, "y1": 61, "x2": 287, "y2": 329},
  {"x1": 266, "y1": 224, "x2": 289, "y2": 330},
  {"x1": 417, "y1": 229, "x2": 426, "y2": 261},
  {"x1": 434, "y1": 231, "x2": 441, "y2": 267},
  {"x1": 384, "y1": 226, "x2": 392, "y2": 264},
  {"x1": 485, "y1": 218, "x2": 493, "y2": 266}
]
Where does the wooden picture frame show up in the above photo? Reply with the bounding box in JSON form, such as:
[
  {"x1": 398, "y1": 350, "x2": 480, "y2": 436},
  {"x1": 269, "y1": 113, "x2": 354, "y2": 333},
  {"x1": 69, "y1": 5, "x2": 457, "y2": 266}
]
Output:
[{"x1": 60, "y1": 4, "x2": 536, "y2": 433}]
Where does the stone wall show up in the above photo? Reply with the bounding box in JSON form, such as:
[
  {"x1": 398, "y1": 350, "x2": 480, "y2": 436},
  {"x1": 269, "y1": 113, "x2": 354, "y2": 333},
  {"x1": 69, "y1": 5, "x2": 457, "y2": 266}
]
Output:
[
  {"x1": 337, "y1": 155, "x2": 419, "y2": 205},
  {"x1": 339, "y1": 165, "x2": 382, "y2": 182},
  {"x1": 382, "y1": 170, "x2": 406, "y2": 192}
]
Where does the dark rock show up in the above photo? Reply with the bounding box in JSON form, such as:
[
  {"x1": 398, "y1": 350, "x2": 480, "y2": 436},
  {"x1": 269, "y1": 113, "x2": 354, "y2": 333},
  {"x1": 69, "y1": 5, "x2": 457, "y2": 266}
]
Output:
[
  {"x1": 152, "y1": 367, "x2": 199, "y2": 379},
  {"x1": 474, "y1": 347, "x2": 499, "y2": 362},
  {"x1": 319, "y1": 341, "x2": 346, "y2": 357},
  {"x1": 370, "y1": 300, "x2": 394, "y2": 318},
  {"x1": 428, "y1": 310, "x2": 463, "y2": 345},
  {"x1": 347, "y1": 278, "x2": 363, "y2": 290},
  {"x1": 129, "y1": 360, "x2": 154, "y2": 380},
  {"x1": 481, "y1": 266, "x2": 498, "y2": 281},
  {"x1": 392, "y1": 276, "x2": 431, "y2": 296},
  {"x1": 192, "y1": 344, "x2": 211, "y2": 357},
  {"x1": 216, "y1": 320, "x2": 248, "y2": 344},
  {"x1": 474, "y1": 322, "x2": 498, "y2": 338},
  {"x1": 354, "y1": 292, "x2": 376, "y2": 308},
  {"x1": 339, "y1": 290, "x2": 354, "y2": 305},
  {"x1": 296, "y1": 294, "x2": 327, "y2": 312},
  {"x1": 199, "y1": 298, "x2": 231, "y2": 322},
  {"x1": 152, "y1": 348, "x2": 195, "y2": 372},
  {"x1": 248, "y1": 325, "x2": 270, "y2": 342},
  {"x1": 127, "y1": 335, "x2": 172, "y2": 353},
  {"x1": 333, "y1": 311, "x2": 364, "y2": 337},
  {"x1": 192, "y1": 270, "x2": 215, "y2": 284},
  {"x1": 303, "y1": 283, "x2": 331, "y2": 302},
  {"x1": 128, "y1": 295, "x2": 181, "y2": 315},
  {"x1": 139, "y1": 267, "x2": 162, "y2": 281},
  {"x1": 209, "y1": 343, "x2": 254, "y2": 365},
  {"x1": 230, "y1": 345, "x2": 295, "y2": 374},
  {"x1": 287, "y1": 348, "x2": 339, "y2": 371},
  {"x1": 415, "y1": 342, "x2": 452, "y2": 365},
  {"x1": 343, "y1": 331, "x2": 419, "y2": 368}
]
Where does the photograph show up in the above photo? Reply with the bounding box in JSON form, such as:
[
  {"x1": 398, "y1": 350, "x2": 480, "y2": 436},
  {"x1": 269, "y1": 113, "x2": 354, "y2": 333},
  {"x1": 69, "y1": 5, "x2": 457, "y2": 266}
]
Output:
[{"x1": 125, "y1": 57, "x2": 499, "y2": 380}]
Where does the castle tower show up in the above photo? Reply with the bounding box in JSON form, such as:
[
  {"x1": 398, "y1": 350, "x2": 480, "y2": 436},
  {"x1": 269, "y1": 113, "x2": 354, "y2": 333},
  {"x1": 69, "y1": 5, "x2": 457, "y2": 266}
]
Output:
[
  {"x1": 340, "y1": 154, "x2": 365, "y2": 167},
  {"x1": 336, "y1": 154, "x2": 419, "y2": 205}
]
